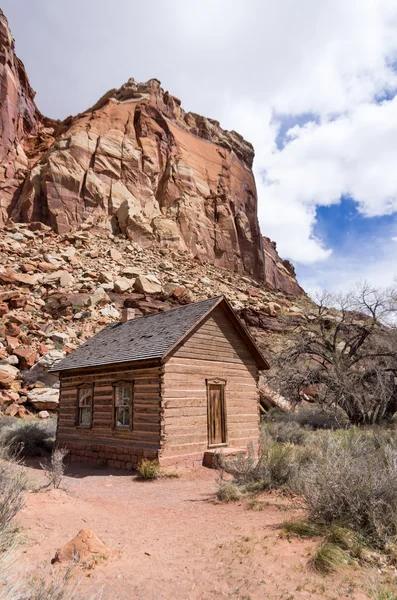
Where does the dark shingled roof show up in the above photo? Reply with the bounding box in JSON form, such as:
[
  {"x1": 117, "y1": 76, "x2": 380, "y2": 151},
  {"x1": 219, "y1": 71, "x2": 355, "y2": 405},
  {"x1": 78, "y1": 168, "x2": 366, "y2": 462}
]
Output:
[{"x1": 52, "y1": 296, "x2": 224, "y2": 372}]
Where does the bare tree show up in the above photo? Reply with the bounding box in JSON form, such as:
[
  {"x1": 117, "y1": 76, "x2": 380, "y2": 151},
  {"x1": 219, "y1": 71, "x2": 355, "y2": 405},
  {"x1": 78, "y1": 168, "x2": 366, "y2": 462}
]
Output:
[{"x1": 273, "y1": 283, "x2": 397, "y2": 425}]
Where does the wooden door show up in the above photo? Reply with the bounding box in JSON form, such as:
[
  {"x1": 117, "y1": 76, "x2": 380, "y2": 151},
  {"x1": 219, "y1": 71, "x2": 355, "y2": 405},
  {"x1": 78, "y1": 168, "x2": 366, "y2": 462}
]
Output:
[{"x1": 207, "y1": 382, "x2": 227, "y2": 446}]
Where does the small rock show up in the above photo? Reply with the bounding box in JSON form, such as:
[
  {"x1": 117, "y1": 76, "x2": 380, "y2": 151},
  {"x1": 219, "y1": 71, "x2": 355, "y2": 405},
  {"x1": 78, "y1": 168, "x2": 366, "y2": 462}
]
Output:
[
  {"x1": 52, "y1": 332, "x2": 70, "y2": 345},
  {"x1": 110, "y1": 248, "x2": 123, "y2": 263},
  {"x1": 38, "y1": 410, "x2": 50, "y2": 419}
]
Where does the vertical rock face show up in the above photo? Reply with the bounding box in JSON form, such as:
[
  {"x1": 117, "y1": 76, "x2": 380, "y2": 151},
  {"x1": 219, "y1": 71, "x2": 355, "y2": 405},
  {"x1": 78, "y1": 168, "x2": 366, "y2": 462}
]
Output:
[
  {"x1": 0, "y1": 11, "x2": 302, "y2": 294},
  {"x1": 0, "y1": 10, "x2": 55, "y2": 225}
]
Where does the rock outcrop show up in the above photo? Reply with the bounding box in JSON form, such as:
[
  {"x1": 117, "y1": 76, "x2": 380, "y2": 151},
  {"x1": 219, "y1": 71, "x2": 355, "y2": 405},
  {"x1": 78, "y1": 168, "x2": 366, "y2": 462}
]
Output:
[
  {"x1": 0, "y1": 10, "x2": 301, "y2": 295},
  {"x1": 0, "y1": 10, "x2": 55, "y2": 227}
]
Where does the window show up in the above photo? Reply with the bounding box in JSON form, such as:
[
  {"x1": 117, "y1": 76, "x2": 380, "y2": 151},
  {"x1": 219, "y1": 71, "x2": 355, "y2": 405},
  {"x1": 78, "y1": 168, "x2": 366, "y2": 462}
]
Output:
[
  {"x1": 113, "y1": 383, "x2": 133, "y2": 429},
  {"x1": 77, "y1": 386, "x2": 92, "y2": 426}
]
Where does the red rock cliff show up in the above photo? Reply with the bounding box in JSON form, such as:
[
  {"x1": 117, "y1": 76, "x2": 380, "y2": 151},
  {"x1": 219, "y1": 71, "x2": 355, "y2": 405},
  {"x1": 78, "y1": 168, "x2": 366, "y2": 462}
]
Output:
[{"x1": 0, "y1": 11, "x2": 302, "y2": 294}]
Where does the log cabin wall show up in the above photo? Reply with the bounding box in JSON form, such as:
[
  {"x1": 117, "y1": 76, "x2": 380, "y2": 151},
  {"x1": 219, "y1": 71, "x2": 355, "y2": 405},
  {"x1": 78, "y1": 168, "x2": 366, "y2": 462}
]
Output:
[
  {"x1": 57, "y1": 362, "x2": 162, "y2": 469},
  {"x1": 159, "y1": 305, "x2": 260, "y2": 466}
]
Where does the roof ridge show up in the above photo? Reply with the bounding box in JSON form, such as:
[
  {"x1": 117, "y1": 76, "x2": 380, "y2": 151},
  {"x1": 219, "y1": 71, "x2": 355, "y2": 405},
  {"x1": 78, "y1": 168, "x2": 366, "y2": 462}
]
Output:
[{"x1": 113, "y1": 295, "x2": 223, "y2": 327}]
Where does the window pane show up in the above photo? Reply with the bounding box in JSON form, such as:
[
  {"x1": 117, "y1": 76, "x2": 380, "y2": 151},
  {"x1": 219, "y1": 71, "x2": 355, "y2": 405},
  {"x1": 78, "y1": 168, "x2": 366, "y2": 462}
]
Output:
[
  {"x1": 79, "y1": 406, "x2": 91, "y2": 425},
  {"x1": 115, "y1": 386, "x2": 131, "y2": 407},
  {"x1": 79, "y1": 388, "x2": 92, "y2": 407},
  {"x1": 115, "y1": 407, "x2": 130, "y2": 427}
]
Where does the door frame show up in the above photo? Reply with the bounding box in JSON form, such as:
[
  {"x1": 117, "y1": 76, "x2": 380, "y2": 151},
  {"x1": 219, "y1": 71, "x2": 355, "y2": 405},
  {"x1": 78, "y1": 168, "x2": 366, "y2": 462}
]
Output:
[{"x1": 206, "y1": 378, "x2": 228, "y2": 448}]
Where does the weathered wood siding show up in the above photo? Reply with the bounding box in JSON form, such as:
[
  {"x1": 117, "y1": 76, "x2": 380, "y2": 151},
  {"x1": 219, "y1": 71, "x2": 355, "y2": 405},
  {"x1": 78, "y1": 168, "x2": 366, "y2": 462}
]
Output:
[
  {"x1": 57, "y1": 363, "x2": 161, "y2": 468},
  {"x1": 160, "y1": 305, "x2": 260, "y2": 464}
]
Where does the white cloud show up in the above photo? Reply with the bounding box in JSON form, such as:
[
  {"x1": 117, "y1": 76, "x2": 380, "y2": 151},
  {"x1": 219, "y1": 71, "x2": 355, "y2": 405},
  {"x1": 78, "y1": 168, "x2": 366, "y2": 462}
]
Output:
[{"x1": 254, "y1": 97, "x2": 397, "y2": 262}]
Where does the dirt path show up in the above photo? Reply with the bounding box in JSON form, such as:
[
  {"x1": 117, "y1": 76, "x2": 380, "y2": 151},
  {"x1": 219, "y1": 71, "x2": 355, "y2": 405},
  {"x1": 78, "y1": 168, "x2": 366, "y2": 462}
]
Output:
[{"x1": 15, "y1": 463, "x2": 372, "y2": 600}]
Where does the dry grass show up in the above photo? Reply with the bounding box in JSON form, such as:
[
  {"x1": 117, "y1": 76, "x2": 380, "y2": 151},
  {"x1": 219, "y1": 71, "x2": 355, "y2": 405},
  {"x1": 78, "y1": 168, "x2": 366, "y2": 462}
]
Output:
[
  {"x1": 310, "y1": 541, "x2": 352, "y2": 574},
  {"x1": 136, "y1": 459, "x2": 160, "y2": 480},
  {"x1": 216, "y1": 480, "x2": 243, "y2": 502}
]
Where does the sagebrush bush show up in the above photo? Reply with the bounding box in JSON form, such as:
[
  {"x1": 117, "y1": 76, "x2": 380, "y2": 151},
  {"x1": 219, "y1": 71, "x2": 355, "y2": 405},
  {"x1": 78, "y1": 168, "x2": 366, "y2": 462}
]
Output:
[
  {"x1": 0, "y1": 419, "x2": 56, "y2": 457},
  {"x1": 216, "y1": 436, "x2": 296, "y2": 493},
  {"x1": 41, "y1": 448, "x2": 69, "y2": 489},
  {"x1": 298, "y1": 429, "x2": 397, "y2": 549},
  {"x1": 0, "y1": 451, "x2": 26, "y2": 553},
  {"x1": 216, "y1": 480, "x2": 242, "y2": 502},
  {"x1": 266, "y1": 404, "x2": 349, "y2": 430},
  {"x1": 263, "y1": 420, "x2": 307, "y2": 445},
  {"x1": 137, "y1": 459, "x2": 160, "y2": 480}
]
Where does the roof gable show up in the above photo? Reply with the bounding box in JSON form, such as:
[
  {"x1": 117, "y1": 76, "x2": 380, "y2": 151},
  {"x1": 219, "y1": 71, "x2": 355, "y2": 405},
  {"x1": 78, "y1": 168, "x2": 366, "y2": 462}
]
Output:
[{"x1": 52, "y1": 296, "x2": 268, "y2": 373}]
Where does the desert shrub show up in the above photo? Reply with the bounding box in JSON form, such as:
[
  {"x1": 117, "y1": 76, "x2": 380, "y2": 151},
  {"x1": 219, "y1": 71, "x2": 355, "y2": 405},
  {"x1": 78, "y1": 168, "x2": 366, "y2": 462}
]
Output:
[
  {"x1": 41, "y1": 448, "x2": 69, "y2": 489},
  {"x1": 0, "y1": 419, "x2": 56, "y2": 458},
  {"x1": 216, "y1": 436, "x2": 296, "y2": 493},
  {"x1": 266, "y1": 404, "x2": 349, "y2": 430},
  {"x1": 298, "y1": 428, "x2": 397, "y2": 549},
  {"x1": 136, "y1": 459, "x2": 160, "y2": 480},
  {"x1": 216, "y1": 480, "x2": 242, "y2": 502},
  {"x1": 0, "y1": 448, "x2": 27, "y2": 556},
  {"x1": 0, "y1": 417, "x2": 18, "y2": 432},
  {"x1": 263, "y1": 420, "x2": 307, "y2": 445}
]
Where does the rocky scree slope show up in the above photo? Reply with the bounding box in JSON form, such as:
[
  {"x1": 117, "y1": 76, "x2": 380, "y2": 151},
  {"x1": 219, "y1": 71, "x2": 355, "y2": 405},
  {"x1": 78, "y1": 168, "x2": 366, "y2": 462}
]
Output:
[
  {"x1": 0, "y1": 222, "x2": 310, "y2": 417},
  {"x1": 0, "y1": 9, "x2": 301, "y2": 296}
]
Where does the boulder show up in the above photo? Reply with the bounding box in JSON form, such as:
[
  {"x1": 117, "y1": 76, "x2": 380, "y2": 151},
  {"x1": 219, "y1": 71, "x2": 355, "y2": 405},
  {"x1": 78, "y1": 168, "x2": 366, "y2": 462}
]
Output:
[
  {"x1": 99, "y1": 304, "x2": 120, "y2": 319},
  {"x1": 0, "y1": 364, "x2": 19, "y2": 389},
  {"x1": 27, "y1": 388, "x2": 59, "y2": 411},
  {"x1": 133, "y1": 274, "x2": 162, "y2": 295},
  {"x1": 0, "y1": 268, "x2": 37, "y2": 287},
  {"x1": 113, "y1": 277, "x2": 132, "y2": 293},
  {"x1": 88, "y1": 287, "x2": 109, "y2": 307},
  {"x1": 52, "y1": 529, "x2": 110, "y2": 564},
  {"x1": 13, "y1": 346, "x2": 38, "y2": 369},
  {"x1": 44, "y1": 270, "x2": 74, "y2": 287},
  {"x1": 24, "y1": 350, "x2": 64, "y2": 386}
]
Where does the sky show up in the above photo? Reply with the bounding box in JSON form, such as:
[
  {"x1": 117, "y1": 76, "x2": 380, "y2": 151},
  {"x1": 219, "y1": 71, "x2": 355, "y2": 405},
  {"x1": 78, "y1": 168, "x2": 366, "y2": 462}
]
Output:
[{"x1": 3, "y1": 0, "x2": 397, "y2": 293}]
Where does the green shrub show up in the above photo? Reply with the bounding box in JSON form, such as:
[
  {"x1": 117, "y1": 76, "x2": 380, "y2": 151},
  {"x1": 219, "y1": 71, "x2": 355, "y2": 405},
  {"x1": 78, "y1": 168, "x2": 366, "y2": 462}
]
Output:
[
  {"x1": 137, "y1": 459, "x2": 160, "y2": 480},
  {"x1": 0, "y1": 419, "x2": 56, "y2": 458}
]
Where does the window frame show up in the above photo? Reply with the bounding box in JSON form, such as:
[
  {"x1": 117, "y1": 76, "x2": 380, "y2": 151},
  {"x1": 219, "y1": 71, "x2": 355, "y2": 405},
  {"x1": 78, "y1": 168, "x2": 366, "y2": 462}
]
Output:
[
  {"x1": 112, "y1": 380, "x2": 134, "y2": 431},
  {"x1": 76, "y1": 383, "x2": 94, "y2": 428}
]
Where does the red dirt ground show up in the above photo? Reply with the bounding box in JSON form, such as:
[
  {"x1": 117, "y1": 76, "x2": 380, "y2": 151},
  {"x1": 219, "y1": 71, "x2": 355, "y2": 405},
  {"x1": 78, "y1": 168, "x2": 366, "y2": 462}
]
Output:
[{"x1": 15, "y1": 463, "x2": 374, "y2": 600}]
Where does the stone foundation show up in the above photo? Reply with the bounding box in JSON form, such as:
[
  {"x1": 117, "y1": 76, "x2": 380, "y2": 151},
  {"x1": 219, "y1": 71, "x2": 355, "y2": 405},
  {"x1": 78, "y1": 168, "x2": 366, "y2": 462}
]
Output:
[{"x1": 61, "y1": 442, "x2": 157, "y2": 470}]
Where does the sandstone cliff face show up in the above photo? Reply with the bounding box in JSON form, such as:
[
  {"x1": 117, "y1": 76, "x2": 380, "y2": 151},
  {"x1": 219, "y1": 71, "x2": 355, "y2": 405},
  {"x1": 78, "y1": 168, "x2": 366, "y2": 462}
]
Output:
[
  {"x1": 0, "y1": 10, "x2": 55, "y2": 226},
  {"x1": 0, "y1": 11, "x2": 302, "y2": 294}
]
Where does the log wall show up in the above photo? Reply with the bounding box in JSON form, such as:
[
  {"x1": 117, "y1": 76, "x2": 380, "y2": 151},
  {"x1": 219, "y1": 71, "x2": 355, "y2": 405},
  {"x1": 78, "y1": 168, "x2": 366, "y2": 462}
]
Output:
[
  {"x1": 57, "y1": 362, "x2": 161, "y2": 468},
  {"x1": 160, "y1": 306, "x2": 260, "y2": 466}
]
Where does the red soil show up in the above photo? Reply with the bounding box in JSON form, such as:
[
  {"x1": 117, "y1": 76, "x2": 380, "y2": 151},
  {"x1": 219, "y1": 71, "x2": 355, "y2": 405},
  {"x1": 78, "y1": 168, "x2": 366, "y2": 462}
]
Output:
[{"x1": 15, "y1": 463, "x2": 372, "y2": 600}]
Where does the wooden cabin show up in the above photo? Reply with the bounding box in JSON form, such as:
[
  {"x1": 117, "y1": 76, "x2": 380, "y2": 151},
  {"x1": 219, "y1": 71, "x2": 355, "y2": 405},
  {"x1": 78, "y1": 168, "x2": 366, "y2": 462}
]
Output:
[{"x1": 52, "y1": 296, "x2": 269, "y2": 468}]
